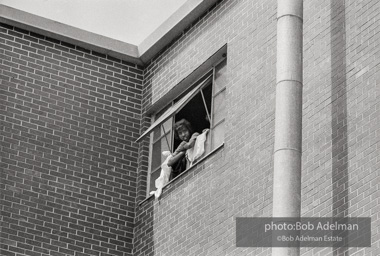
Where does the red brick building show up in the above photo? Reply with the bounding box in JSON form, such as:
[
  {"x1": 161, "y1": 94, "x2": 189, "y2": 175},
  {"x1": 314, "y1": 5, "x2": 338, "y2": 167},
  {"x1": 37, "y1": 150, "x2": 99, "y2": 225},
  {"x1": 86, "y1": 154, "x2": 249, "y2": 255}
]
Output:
[{"x1": 1, "y1": 0, "x2": 379, "y2": 255}]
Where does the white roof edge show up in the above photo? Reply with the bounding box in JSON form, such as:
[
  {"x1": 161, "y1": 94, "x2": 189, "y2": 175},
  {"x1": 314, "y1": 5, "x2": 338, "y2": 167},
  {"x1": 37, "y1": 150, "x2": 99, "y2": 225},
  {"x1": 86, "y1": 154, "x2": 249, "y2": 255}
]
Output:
[
  {"x1": 0, "y1": 0, "x2": 219, "y2": 66},
  {"x1": 0, "y1": 5, "x2": 142, "y2": 65},
  {"x1": 138, "y1": 0, "x2": 218, "y2": 63}
]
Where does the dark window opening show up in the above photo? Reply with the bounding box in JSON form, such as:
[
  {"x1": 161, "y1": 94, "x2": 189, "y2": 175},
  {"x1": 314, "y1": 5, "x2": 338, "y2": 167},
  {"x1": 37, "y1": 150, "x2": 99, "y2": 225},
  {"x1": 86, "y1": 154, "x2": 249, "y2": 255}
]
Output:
[{"x1": 173, "y1": 83, "x2": 212, "y2": 150}]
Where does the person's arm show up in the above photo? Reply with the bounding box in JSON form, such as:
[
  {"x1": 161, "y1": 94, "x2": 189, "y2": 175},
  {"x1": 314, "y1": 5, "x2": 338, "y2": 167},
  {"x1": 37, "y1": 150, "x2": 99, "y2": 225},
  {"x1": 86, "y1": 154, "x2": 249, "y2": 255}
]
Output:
[
  {"x1": 181, "y1": 132, "x2": 199, "y2": 150},
  {"x1": 167, "y1": 132, "x2": 200, "y2": 167},
  {"x1": 167, "y1": 151, "x2": 185, "y2": 167}
]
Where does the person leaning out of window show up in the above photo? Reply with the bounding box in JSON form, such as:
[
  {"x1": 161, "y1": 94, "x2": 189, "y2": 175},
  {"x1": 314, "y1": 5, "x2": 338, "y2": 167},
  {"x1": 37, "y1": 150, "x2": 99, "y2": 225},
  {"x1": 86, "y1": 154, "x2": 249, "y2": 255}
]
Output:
[{"x1": 167, "y1": 119, "x2": 199, "y2": 180}]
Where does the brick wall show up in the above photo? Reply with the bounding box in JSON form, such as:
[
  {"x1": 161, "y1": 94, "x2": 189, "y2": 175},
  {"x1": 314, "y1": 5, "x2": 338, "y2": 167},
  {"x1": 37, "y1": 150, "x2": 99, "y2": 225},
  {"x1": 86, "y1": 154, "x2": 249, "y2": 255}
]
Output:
[
  {"x1": 302, "y1": 0, "x2": 380, "y2": 255},
  {"x1": 135, "y1": 0, "x2": 277, "y2": 255},
  {"x1": 135, "y1": 0, "x2": 379, "y2": 256},
  {"x1": 1, "y1": 0, "x2": 379, "y2": 255},
  {"x1": 0, "y1": 23, "x2": 143, "y2": 256}
]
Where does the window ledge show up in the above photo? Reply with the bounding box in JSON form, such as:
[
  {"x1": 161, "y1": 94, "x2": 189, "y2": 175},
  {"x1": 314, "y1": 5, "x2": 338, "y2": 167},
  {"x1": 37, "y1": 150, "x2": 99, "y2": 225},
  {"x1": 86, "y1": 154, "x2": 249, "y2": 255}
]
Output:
[{"x1": 138, "y1": 143, "x2": 224, "y2": 206}]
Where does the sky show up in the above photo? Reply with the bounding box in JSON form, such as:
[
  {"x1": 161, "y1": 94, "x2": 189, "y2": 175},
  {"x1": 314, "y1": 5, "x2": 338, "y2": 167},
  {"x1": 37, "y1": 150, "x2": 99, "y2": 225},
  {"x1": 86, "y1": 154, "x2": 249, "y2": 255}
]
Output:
[{"x1": 0, "y1": 0, "x2": 188, "y2": 45}]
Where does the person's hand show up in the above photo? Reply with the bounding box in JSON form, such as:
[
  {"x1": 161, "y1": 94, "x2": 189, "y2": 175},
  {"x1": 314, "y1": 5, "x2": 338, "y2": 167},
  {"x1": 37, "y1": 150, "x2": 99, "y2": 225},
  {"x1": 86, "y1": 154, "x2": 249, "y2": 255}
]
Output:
[{"x1": 190, "y1": 132, "x2": 199, "y2": 140}]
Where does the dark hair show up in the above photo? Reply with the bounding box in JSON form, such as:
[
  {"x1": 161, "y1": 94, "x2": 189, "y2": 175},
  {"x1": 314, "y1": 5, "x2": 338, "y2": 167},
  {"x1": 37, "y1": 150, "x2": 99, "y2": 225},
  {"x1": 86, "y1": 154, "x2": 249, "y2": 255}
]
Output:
[{"x1": 174, "y1": 119, "x2": 193, "y2": 140}]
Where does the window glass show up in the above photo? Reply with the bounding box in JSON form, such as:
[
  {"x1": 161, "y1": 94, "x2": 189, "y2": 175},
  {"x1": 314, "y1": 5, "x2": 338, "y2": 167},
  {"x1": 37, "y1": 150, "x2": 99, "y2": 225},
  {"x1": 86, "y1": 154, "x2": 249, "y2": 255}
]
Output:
[
  {"x1": 151, "y1": 119, "x2": 172, "y2": 171},
  {"x1": 212, "y1": 90, "x2": 226, "y2": 126},
  {"x1": 162, "y1": 119, "x2": 172, "y2": 135},
  {"x1": 151, "y1": 139, "x2": 162, "y2": 171},
  {"x1": 214, "y1": 59, "x2": 227, "y2": 93},
  {"x1": 211, "y1": 121, "x2": 225, "y2": 149},
  {"x1": 210, "y1": 58, "x2": 227, "y2": 150},
  {"x1": 152, "y1": 124, "x2": 162, "y2": 141}
]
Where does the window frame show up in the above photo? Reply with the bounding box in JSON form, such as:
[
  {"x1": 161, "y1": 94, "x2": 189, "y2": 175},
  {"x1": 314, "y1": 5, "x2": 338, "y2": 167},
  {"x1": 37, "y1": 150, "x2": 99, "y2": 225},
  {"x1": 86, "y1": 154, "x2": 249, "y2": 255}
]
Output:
[
  {"x1": 145, "y1": 57, "x2": 227, "y2": 196},
  {"x1": 147, "y1": 108, "x2": 174, "y2": 193}
]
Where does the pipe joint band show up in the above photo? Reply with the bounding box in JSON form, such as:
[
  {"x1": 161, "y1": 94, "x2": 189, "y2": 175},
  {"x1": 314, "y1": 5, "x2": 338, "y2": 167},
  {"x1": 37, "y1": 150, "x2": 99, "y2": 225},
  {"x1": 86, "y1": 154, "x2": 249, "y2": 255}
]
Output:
[
  {"x1": 274, "y1": 147, "x2": 302, "y2": 154},
  {"x1": 276, "y1": 79, "x2": 303, "y2": 86},
  {"x1": 277, "y1": 14, "x2": 303, "y2": 21}
]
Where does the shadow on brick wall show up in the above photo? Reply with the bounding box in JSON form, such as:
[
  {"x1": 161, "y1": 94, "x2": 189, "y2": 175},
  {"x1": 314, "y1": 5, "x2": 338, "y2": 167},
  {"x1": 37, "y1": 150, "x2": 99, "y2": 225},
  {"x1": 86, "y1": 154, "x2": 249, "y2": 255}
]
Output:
[
  {"x1": 133, "y1": 200, "x2": 155, "y2": 256},
  {"x1": 330, "y1": 0, "x2": 349, "y2": 255}
]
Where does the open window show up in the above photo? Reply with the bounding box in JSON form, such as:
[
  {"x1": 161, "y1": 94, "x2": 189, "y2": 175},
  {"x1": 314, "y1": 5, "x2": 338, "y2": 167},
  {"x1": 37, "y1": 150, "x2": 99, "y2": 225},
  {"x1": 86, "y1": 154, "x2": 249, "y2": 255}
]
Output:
[{"x1": 137, "y1": 58, "x2": 227, "y2": 194}]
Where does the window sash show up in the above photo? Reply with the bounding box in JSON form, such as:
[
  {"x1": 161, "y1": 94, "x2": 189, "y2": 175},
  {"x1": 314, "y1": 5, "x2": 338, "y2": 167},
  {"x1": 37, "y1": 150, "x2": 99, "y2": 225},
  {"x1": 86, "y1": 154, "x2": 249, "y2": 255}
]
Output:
[
  {"x1": 136, "y1": 76, "x2": 212, "y2": 142},
  {"x1": 209, "y1": 58, "x2": 226, "y2": 150}
]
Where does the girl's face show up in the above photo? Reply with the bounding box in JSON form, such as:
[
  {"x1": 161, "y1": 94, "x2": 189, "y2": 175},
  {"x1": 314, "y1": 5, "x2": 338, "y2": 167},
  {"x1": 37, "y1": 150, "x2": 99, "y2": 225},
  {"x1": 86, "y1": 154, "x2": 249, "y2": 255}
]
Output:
[{"x1": 176, "y1": 125, "x2": 190, "y2": 142}]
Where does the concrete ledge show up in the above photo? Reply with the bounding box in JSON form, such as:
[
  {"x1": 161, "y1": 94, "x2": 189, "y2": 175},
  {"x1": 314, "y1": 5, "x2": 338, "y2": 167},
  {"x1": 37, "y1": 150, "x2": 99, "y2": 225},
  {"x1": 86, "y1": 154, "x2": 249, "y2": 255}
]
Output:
[
  {"x1": 0, "y1": 0, "x2": 219, "y2": 66},
  {"x1": 139, "y1": 0, "x2": 219, "y2": 64}
]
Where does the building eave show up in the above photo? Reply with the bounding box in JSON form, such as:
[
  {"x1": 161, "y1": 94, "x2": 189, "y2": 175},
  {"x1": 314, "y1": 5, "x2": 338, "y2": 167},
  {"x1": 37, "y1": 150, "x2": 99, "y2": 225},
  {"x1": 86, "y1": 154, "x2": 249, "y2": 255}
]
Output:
[
  {"x1": 0, "y1": 5, "x2": 142, "y2": 65},
  {"x1": 138, "y1": 0, "x2": 219, "y2": 64},
  {"x1": 0, "y1": 0, "x2": 219, "y2": 66}
]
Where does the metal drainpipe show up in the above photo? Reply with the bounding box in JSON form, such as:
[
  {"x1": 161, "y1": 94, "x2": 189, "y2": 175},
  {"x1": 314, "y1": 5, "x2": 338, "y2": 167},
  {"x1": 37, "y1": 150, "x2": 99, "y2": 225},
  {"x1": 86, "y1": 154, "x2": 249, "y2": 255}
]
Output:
[{"x1": 272, "y1": 0, "x2": 303, "y2": 255}]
